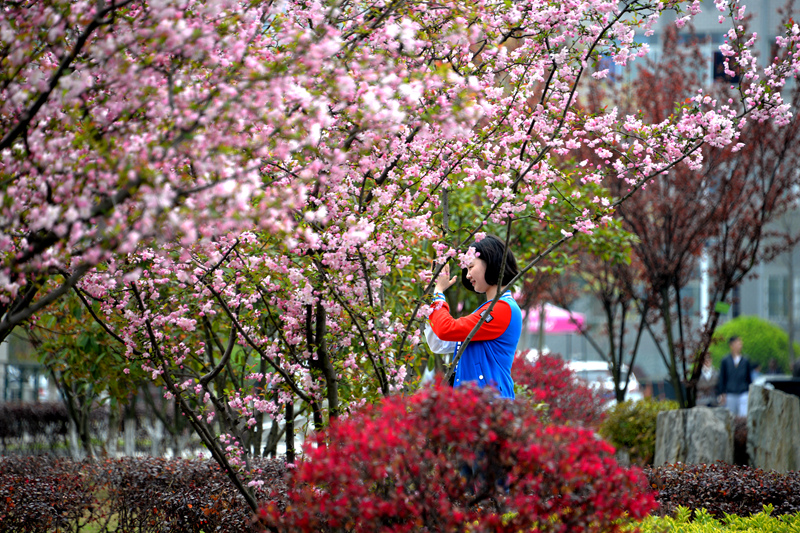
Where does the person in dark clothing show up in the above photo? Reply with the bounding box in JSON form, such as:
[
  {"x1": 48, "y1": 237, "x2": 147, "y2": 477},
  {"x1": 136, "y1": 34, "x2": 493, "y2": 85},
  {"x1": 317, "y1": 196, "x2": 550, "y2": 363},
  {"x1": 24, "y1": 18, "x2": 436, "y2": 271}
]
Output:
[
  {"x1": 764, "y1": 358, "x2": 781, "y2": 375},
  {"x1": 696, "y1": 357, "x2": 719, "y2": 407},
  {"x1": 716, "y1": 336, "x2": 755, "y2": 416}
]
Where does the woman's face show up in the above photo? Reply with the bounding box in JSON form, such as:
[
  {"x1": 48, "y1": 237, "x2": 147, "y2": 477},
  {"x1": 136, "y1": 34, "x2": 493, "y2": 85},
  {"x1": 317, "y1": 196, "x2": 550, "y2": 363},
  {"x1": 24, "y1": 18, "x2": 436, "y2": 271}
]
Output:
[{"x1": 466, "y1": 258, "x2": 493, "y2": 294}]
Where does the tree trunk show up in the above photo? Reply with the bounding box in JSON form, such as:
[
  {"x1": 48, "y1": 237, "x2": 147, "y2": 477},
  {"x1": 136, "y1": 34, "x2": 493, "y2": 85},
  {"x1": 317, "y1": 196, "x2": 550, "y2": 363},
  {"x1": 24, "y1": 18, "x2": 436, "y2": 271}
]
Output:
[
  {"x1": 604, "y1": 302, "x2": 620, "y2": 403},
  {"x1": 57, "y1": 378, "x2": 94, "y2": 458},
  {"x1": 68, "y1": 419, "x2": 82, "y2": 460},
  {"x1": 315, "y1": 302, "x2": 339, "y2": 419},
  {"x1": 263, "y1": 391, "x2": 280, "y2": 458},
  {"x1": 311, "y1": 400, "x2": 324, "y2": 433},
  {"x1": 253, "y1": 355, "x2": 268, "y2": 456},
  {"x1": 264, "y1": 415, "x2": 280, "y2": 458},
  {"x1": 789, "y1": 249, "x2": 796, "y2": 366},
  {"x1": 285, "y1": 400, "x2": 295, "y2": 465},
  {"x1": 105, "y1": 399, "x2": 120, "y2": 457},
  {"x1": 79, "y1": 403, "x2": 94, "y2": 458},
  {"x1": 124, "y1": 401, "x2": 136, "y2": 456},
  {"x1": 537, "y1": 303, "x2": 546, "y2": 353},
  {"x1": 661, "y1": 286, "x2": 685, "y2": 407},
  {"x1": 148, "y1": 417, "x2": 164, "y2": 457}
]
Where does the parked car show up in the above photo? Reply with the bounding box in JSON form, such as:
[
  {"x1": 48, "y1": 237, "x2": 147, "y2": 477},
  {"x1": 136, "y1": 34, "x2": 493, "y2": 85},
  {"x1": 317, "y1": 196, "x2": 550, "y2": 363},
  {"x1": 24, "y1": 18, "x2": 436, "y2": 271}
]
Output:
[{"x1": 566, "y1": 360, "x2": 643, "y2": 404}]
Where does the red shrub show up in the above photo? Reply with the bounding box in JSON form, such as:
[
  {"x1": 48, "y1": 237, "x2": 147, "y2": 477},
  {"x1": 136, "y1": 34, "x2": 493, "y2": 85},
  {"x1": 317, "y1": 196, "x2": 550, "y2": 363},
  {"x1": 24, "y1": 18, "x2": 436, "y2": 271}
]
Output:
[
  {"x1": 259, "y1": 382, "x2": 656, "y2": 533},
  {"x1": 0, "y1": 456, "x2": 97, "y2": 532},
  {"x1": 646, "y1": 462, "x2": 800, "y2": 518},
  {"x1": 512, "y1": 352, "x2": 606, "y2": 428},
  {"x1": 102, "y1": 457, "x2": 272, "y2": 533}
]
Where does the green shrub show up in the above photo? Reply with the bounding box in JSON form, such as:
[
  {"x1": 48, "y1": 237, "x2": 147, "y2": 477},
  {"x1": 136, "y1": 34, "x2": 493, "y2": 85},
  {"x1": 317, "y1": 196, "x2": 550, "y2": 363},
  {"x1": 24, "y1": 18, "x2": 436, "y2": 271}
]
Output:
[
  {"x1": 629, "y1": 506, "x2": 800, "y2": 532},
  {"x1": 599, "y1": 397, "x2": 678, "y2": 466},
  {"x1": 709, "y1": 316, "x2": 799, "y2": 374}
]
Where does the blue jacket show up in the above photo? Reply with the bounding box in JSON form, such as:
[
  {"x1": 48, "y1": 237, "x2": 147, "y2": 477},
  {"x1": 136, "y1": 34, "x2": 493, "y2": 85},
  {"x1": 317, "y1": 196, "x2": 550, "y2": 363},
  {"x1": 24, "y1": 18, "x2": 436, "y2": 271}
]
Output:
[{"x1": 430, "y1": 291, "x2": 522, "y2": 399}]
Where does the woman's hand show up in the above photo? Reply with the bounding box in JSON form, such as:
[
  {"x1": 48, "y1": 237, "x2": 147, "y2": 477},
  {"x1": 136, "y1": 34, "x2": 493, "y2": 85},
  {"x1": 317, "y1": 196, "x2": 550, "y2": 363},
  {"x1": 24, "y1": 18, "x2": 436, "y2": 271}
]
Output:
[{"x1": 434, "y1": 263, "x2": 458, "y2": 293}]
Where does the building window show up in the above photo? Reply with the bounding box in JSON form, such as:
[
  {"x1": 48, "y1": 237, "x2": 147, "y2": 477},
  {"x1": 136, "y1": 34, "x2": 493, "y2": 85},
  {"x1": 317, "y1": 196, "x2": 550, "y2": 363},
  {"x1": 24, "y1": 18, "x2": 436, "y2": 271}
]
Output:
[
  {"x1": 679, "y1": 285, "x2": 701, "y2": 315},
  {"x1": 768, "y1": 276, "x2": 789, "y2": 318},
  {"x1": 713, "y1": 51, "x2": 741, "y2": 84}
]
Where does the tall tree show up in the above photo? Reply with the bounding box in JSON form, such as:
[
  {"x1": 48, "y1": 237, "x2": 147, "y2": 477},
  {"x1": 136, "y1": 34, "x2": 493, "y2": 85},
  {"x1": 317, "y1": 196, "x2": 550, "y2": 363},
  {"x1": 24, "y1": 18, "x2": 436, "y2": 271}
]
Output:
[
  {"x1": 608, "y1": 25, "x2": 800, "y2": 406},
  {"x1": 557, "y1": 248, "x2": 654, "y2": 403}
]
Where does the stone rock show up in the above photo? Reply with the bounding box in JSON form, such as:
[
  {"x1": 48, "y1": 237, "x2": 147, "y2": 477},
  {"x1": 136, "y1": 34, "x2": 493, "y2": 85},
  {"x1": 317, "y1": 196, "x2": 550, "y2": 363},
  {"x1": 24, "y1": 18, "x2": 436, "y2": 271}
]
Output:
[
  {"x1": 654, "y1": 407, "x2": 733, "y2": 466},
  {"x1": 747, "y1": 384, "x2": 800, "y2": 473},
  {"x1": 615, "y1": 449, "x2": 631, "y2": 468}
]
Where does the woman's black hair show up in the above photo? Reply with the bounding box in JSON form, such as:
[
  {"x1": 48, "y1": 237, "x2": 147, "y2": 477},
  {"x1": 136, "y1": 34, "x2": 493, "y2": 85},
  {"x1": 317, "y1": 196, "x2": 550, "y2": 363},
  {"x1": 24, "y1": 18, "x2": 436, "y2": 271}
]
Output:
[{"x1": 461, "y1": 235, "x2": 519, "y2": 292}]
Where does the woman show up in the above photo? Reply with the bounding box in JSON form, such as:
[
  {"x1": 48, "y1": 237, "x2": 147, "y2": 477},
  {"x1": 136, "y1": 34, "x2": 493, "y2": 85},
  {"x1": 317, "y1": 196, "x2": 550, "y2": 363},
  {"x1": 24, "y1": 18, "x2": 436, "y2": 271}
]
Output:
[
  {"x1": 696, "y1": 357, "x2": 719, "y2": 407},
  {"x1": 425, "y1": 235, "x2": 522, "y2": 399}
]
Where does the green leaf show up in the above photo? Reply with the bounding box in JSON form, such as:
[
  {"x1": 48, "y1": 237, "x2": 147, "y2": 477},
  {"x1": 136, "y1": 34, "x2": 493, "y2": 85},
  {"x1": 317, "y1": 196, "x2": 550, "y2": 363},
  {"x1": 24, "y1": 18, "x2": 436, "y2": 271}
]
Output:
[
  {"x1": 714, "y1": 301, "x2": 731, "y2": 314},
  {"x1": 77, "y1": 333, "x2": 90, "y2": 350}
]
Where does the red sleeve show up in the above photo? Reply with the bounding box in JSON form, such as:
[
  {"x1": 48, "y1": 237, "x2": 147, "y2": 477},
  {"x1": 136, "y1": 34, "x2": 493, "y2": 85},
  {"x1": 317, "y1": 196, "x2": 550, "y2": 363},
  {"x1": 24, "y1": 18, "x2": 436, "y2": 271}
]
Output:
[{"x1": 429, "y1": 301, "x2": 512, "y2": 342}]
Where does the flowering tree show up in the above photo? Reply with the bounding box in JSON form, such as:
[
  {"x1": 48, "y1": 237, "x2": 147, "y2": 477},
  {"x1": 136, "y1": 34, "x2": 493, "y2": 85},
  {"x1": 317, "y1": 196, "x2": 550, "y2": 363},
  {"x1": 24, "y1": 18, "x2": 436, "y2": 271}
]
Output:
[
  {"x1": 607, "y1": 24, "x2": 800, "y2": 407},
  {"x1": 4, "y1": 0, "x2": 800, "y2": 513},
  {"x1": 26, "y1": 291, "x2": 145, "y2": 458},
  {"x1": 544, "y1": 21, "x2": 800, "y2": 407}
]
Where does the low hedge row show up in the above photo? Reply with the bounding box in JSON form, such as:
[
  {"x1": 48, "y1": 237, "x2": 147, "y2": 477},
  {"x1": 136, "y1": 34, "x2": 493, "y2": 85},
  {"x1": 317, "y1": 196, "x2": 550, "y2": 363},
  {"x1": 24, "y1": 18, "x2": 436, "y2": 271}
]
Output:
[
  {"x1": 5, "y1": 455, "x2": 800, "y2": 532},
  {"x1": 0, "y1": 456, "x2": 287, "y2": 533},
  {"x1": 646, "y1": 462, "x2": 800, "y2": 519},
  {"x1": 0, "y1": 402, "x2": 69, "y2": 444},
  {"x1": 0, "y1": 455, "x2": 94, "y2": 532},
  {"x1": 630, "y1": 506, "x2": 800, "y2": 532}
]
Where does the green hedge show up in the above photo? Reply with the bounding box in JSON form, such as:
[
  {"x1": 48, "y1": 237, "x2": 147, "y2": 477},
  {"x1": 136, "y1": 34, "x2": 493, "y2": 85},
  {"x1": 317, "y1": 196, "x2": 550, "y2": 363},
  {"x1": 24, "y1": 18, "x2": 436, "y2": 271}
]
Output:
[
  {"x1": 630, "y1": 506, "x2": 800, "y2": 532},
  {"x1": 599, "y1": 397, "x2": 679, "y2": 465}
]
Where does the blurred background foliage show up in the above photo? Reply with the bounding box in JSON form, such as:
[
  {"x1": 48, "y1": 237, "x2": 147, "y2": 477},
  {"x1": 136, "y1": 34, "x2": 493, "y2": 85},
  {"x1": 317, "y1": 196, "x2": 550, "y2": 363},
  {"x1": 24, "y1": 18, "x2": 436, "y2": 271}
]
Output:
[{"x1": 709, "y1": 316, "x2": 799, "y2": 374}]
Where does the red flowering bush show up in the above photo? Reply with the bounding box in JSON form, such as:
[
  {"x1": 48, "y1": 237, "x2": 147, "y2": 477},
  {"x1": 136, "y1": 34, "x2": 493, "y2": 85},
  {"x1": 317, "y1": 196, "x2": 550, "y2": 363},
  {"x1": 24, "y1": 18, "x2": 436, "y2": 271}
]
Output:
[
  {"x1": 259, "y1": 382, "x2": 656, "y2": 533},
  {"x1": 512, "y1": 352, "x2": 606, "y2": 428}
]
